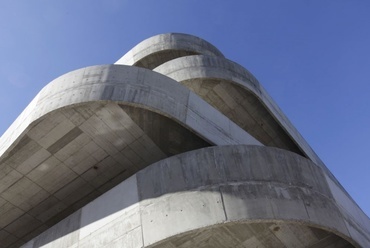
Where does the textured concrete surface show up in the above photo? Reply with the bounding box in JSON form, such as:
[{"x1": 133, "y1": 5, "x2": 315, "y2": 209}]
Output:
[
  {"x1": 115, "y1": 33, "x2": 225, "y2": 69},
  {"x1": 1, "y1": 33, "x2": 369, "y2": 247},
  {"x1": 154, "y1": 55, "x2": 305, "y2": 156},
  {"x1": 20, "y1": 146, "x2": 361, "y2": 247},
  {"x1": 0, "y1": 65, "x2": 261, "y2": 247}
]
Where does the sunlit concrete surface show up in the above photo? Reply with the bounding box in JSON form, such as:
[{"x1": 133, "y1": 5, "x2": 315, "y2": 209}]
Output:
[{"x1": 0, "y1": 33, "x2": 369, "y2": 247}]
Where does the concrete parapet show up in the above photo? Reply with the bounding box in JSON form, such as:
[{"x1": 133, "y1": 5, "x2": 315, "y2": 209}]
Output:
[
  {"x1": 115, "y1": 33, "x2": 224, "y2": 69},
  {"x1": 21, "y1": 145, "x2": 366, "y2": 247},
  {"x1": 0, "y1": 65, "x2": 261, "y2": 247}
]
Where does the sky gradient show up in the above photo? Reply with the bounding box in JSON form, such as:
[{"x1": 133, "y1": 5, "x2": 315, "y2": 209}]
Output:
[{"x1": 1, "y1": 1, "x2": 369, "y2": 217}]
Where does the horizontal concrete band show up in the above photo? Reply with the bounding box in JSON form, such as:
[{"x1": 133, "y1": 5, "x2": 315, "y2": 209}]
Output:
[
  {"x1": 22, "y1": 145, "x2": 360, "y2": 247},
  {"x1": 115, "y1": 33, "x2": 225, "y2": 69},
  {"x1": 0, "y1": 65, "x2": 263, "y2": 247},
  {"x1": 153, "y1": 54, "x2": 370, "y2": 240},
  {"x1": 154, "y1": 54, "x2": 322, "y2": 167},
  {"x1": 113, "y1": 33, "x2": 322, "y2": 169},
  {"x1": 0, "y1": 64, "x2": 261, "y2": 159}
]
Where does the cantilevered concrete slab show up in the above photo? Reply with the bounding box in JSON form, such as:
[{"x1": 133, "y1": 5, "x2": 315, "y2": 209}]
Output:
[
  {"x1": 115, "y1": 33, "x2": 225, "y2": 69},
  {"x1": 0, "y1": 33, "x2": 369, "y2": 247},
  {"x1": 20, "y1": 146, "x2": 365, "y2": 247}
]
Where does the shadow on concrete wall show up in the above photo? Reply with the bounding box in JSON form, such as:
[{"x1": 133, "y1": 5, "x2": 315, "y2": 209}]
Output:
[{"x1": 26, "y1": 145, "x2": 360, "y2": 248}]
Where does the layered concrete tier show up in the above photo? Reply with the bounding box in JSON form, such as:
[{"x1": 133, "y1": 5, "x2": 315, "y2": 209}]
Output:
[
  {"x1": 0, "y1": 65, "x2": 260, "y2": 247},
  {"x1": 115, "y1": 33, "x2": 225, "y2": 69},
  {"x1": 154, "y1": 55, "x2": 310, "y2": 159},
  {"x1": 21, "y1": 146, "x2": 362, "y2": 247},
  {"x1": 1, "y1": 33, "x2": 369, "y2": 247}
]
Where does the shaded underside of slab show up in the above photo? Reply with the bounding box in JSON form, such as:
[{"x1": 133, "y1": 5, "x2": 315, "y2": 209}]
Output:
[
  {"x1": 0, "y1": 63, "x2": 263, "y2": 246},
  {"x1": 0, "y1": 101, "x2": 212, "y2": 245}
]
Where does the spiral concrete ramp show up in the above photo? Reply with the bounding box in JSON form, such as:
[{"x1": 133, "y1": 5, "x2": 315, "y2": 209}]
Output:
[{"x1": 0, "y1": 33, "x2": 368, "y2": 247}]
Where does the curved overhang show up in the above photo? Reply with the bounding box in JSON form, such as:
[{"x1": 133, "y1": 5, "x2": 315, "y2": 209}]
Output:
[
  {"x1": 136, "y1": 145, "x2": 357, "y2": 247},
  {"x1": 154, "y1": 54, "x2": 370, "y2": 241},
  {"x1": 22, "y1": 145, "x2": 363, "y2": 247},
  {"x1": 115, "y1": 33, "x2": 225, "y2": 69},
  {"x1": 0, "y1": 64, "x2": 260, "y2": 159},
  {"x1": 154, "y1": 55, "x2": 324, "y2": 166},
  {"x1": 0, "y1": 65, "x2": 262, "y2": 246}
]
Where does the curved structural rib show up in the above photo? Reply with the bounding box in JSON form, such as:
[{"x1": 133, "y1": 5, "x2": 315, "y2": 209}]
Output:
[
  {"x1": 22, "y1": 146, "x2": 358, "y2": 247},
  {"x1": 115, "y1": 33, "x2": 225, "y2": 69},
  {"x1": 0, "y1": 65, "x2": 260, "y2": 247},
  {"x1": 0, "y1": 33, "x2": 369, "y2": 247},
  {"x1": 154, "y1": 55, "x2": 309, "y2": 158},
  {"x1": 139, "y1": 146, "x2": 357, "y2": 247}
]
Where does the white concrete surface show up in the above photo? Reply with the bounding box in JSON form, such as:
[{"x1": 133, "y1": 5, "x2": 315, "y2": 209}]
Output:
[
  {"x1": 1, "y1": 33, "x2": 368, "y2": 247},
  {"x1": 21, "y1": 145, "x2": 366, "y2": 247}
]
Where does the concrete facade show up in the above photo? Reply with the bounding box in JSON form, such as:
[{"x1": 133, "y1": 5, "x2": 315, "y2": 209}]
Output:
[{"x1": 0, "y1": 33, "x2": 369, "y2": 247}]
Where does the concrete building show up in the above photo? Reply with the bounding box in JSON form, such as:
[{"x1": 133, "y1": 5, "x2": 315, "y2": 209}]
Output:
[{"x1": 0, "y1": 33, "x2": 369, "y2": 247}]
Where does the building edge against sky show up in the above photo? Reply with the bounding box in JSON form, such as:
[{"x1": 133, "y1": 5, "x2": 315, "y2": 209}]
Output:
[{"x1": 0, "y1": 33, "x2": 369, "y2": 247}]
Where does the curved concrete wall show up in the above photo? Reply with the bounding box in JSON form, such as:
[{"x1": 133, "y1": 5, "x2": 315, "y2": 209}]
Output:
[
  {"x1": 0, "y1": 64, "x2": 259, "y2": 154},
  {"x1": 0, "y1": 33, "x2": 369, "y2": 247},
  {"x1": 154, "y1": 55, "x2": 308, "y2": 157},
  {"x1": 153, "y1": 55, "x2": 369, "y2": 233},
  {"x1": 21, "y1": 146, "x2": 360, "y2": 247},
  {"x1": 115, "y1": 33, "x2": 225, "y2": 69},
  {"x1": 0, "y1": 65, "x2": 261, "y2": 247}
]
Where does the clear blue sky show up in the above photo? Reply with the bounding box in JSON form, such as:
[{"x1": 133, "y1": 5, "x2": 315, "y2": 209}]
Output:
[{"x1": 1, "y1": 1, "x2": 369, "y2": 217}]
